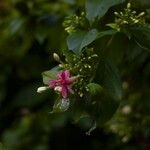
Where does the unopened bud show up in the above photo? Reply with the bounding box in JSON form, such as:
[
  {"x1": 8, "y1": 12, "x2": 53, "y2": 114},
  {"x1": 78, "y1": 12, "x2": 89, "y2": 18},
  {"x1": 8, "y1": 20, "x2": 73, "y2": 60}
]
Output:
[
  {"x1": 114, "y1": 12, "x2": 119, "y2": 15},
  {"x1": 91, "y1": 54, "x2": 98, "y2": 57},
  {"x1": 134, "y1": 20, "x2": 139, "y2": 23},
  {"x1": 127, "y1": 3, "x2": 131, "y2": 9},
  {"x1": 53, "y1": 53, "x2": 60, "y2": 62},
  {"x1": 122, "y1": 105, "x2": 131, "y2": 114},
  {"x1": 138, "y1": 12, "x2": 145, "y2": 17},
  {"x1": 37, "y1": 86, "x2": 48, "y2": 93},
  {"x1": 123, "y1": 20, "x2": 128, "y2": 24},
  {"x1": 54, "y1": 86, "x2": 62, "y2": 92}
]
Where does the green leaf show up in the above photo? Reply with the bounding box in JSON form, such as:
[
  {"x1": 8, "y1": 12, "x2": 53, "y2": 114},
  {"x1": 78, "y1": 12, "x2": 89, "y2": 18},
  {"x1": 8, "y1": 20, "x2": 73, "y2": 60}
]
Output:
[
  {"x1": 87, "y1": 83, "x2": 103, "y2": 96},
  {"x1": 85, "y1": 87, "x2": 119, "y2": 125},
  {"x1": 93, "y1": 95, "x2": 119, "y2": 125},
  {"x1": 107, "y1": 23, "x2": 119, "y2": 30},
  {"x1": 130, "y1": 27, "x2": 150, "y2": 50},
  {"x1": 67, "y1": 29, "x2": 98, "y2": 55},
  {"x1": 95, "y1": 59, "x2": 122, "y2": 100},
  {"x1": 51, "y1": 98, "x2": 70, "y2": 113},
  {"x1": 42, "y1": 66, "x2": 60, "y2": 85},
  {"x1": 86, "y1": 0, "x2": 125, "y2": 23},
  {"x1": 97, "y1": 30, "x2": 117, "y2": 39}
]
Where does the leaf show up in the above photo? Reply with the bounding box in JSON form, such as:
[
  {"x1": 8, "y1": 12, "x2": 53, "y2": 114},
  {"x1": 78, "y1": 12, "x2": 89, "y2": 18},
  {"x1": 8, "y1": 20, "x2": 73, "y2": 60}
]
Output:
[
  {"x1": 86, "y1": 0, "x2": 125, "y2": 23},
  {"x1": 42, "y1": 66, "x2": 60, "y2": 85},
  {"x1": 107, "y1": 23, "x2": 119, "y2": 30},
  {"x1": 94, "y1": 95, "x2": 119, "y2": 125},
  {"x1": 87, "y1": 83, "x2": 103, "y2": 96},
  {"x1": 130, "y1": 27, "x2": 150, "y2": 50},
  {"x1": 97, "y1": 30, "x2": 117, "y2": 39},
  {"x1": 95, "y1": 59, "x2": 122, "y2": 100},
  {"x1": 67, "y1": 29, "x2": 98, "y2": 55},
  {"x1": 51, "y1": 98, "x2": 70, "y2": 113},
  {"x1": 85, "y1": 87, "x2": 119, "y2": 125},
  {"x1": 9, "y1": 18, "x2": 26, "y2": 35}
]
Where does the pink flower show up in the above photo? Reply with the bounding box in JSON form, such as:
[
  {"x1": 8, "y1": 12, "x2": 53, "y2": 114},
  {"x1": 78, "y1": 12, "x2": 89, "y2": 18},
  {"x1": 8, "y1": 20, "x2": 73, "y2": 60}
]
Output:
[{"x1": 48, "y1": 70, "x2": 75, "y2": 98}]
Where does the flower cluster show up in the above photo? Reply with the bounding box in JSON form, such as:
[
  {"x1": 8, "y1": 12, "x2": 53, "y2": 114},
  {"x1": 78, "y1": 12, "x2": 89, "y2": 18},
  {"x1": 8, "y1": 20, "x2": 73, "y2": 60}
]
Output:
[
  {"x1": 108, "y1": 3, "x2": 146, "y2": 31},
  {"x1": 37, "y1": 49, "x2": 99, "y2": 99},
  {"x1": 61, "y1": 49, "x2": 99, "y2": 97},
  {"x1": 63, "y1": 12, "x2": 88, "y2": 33},
  {"x1": 37, "y1": 70, "x2": 78, "y2": 98}
]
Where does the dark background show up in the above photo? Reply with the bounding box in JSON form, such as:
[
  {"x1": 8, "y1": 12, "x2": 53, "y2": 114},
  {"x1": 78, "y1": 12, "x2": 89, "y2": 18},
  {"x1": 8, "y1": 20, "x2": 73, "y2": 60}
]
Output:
[{"x1": 0, "y1": 0, "x2": 150, "y2": 149}]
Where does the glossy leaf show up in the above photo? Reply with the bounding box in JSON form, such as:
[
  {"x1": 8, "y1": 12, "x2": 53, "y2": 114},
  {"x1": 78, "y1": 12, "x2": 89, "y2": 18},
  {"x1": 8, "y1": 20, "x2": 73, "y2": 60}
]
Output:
[
  {"x1": 67, "y1": 29, "x2": 98, "y2": 55},
  {"x1": 86, "y1": 0, "x2": 125, "y2": 23}
]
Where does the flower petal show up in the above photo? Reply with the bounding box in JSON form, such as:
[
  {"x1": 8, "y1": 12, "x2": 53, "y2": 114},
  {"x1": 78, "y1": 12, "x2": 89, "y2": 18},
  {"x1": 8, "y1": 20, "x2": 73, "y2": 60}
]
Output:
[
  {"x1": 48, "y1": 80, "x2": 57, "y2": 88},
  {"x1": 67, "y1": 85, "x2": 74, "y2": 94},
  {"x1": 64, "y1": 70, "x2": 70, "y2": 78},
  {"x1": 61, "y1": 86, "x2": 69, "y2": 98}
]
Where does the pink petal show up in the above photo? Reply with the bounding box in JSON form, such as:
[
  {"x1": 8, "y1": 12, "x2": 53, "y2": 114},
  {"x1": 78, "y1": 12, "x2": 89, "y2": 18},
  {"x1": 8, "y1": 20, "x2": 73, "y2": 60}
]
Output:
[
  {"x1": 61, "y1": 86, "x2": 69, "y2": 98},
  {"x1": 57, "y1": 70, "x2": 70, "y2": 80},
  {"x1": 67, "y1": 85, "x2": 74, "y2": 94},
  {"x1": 48, "y1": 80, "x2": 58, "y2": 88},
  {"x1": 57, "y1": 72, "x2": 63, "y2": 79},
  {"x1": 64, "y1": 70, "x2": 70, "y2": 78}
]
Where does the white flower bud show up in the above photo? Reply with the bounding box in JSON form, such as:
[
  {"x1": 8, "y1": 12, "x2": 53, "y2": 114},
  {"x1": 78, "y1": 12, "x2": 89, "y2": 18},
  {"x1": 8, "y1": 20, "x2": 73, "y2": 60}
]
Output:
[
  {"x1": 54, "y1": 86, "x2": 62, "y2": 92},
  {"x1": 127, "y1": 3, "x2": 131, "y2": 9},
  {"x1": 37, "y1": 86, "x2": 48, "y2": 93},
  {"x1": 114, "y1": 12, "x2": 119, "y2": 15},
  {"x1": 59, "y1": 64, "x2": 63, "y2": 68},
  {"x1": 122, "y1": 105, "x2": 131, "y2": 114},
  {"x1": 134, "y1": 20, "x2": 139, "y2": 23},
  {"x1": 138, "y1": 12, "x2": 145, "y2": 17},
  {"x1": 123, "y1": 20, "x2": 128, "y2": 24},
  {"x1": 53, "y1": 53, "x2": 60, "y2": 62}
]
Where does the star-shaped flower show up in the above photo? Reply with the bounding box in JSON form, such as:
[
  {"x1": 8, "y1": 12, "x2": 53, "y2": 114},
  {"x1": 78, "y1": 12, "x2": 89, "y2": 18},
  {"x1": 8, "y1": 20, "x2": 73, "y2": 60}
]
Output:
[{"x1": 48, "y1": 70, "x2": 74, "y2": 98}]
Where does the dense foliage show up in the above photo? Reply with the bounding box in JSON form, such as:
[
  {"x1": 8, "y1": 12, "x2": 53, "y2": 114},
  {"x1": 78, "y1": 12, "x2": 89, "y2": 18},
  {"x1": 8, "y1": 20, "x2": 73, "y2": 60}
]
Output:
[{"x1": 0, "y1": 0, "x2": 150, "y2": 149}]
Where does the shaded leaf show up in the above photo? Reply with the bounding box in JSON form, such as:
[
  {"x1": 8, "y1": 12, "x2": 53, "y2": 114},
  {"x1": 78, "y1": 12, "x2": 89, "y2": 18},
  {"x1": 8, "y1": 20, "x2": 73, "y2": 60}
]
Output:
[
  {"x1": 87, "y1": 83, "x2": 103, "y2": 96},
  {"x1": 130, "y1": 27, "x2": 150, "y2": 50},
  {"x1": 86, "y1": 0, "x2": 125, "y2": 23},
  {"x1": 67, "y1": 29, "x2": 98, "y2": 55},
  {"x1": 95, "y1": 59, "x2": 122, "y2": 100},
  {"x1": 97, "y1": 29, "x2": 117, "y2": 39},
  {"x1": 86, "y1": 88, "x2": 119, "y2": 125}
]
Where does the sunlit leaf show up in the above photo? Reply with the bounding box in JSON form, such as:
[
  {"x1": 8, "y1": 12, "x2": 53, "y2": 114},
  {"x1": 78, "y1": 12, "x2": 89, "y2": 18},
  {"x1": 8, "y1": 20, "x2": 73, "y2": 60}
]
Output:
[{"x1": 42, "y1": 66, "x2": 60, "y2": 85}]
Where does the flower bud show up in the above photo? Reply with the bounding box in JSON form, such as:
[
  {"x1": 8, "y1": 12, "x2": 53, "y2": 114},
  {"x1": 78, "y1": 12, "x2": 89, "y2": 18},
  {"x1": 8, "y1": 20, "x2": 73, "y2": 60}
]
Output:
[
  {"x1": 54, "y1": 86, "x2": 62, "y2": 92},
  {"x1": 122, "y1": 105, "x2": 131, "y2": 114},
  {"x1": 134, "y1": 20, "x2": 139, "y2": 23},
  {"x1": 37, "y1": 86, "x2": 48, "y2": 93},
  {"x1": 127, "y1": 3, "x2": 131, "y2": 9},
  {"x1": 114, "y1": 12, "x2": 119, "y2": 15},
  {"x1": 53, "y1": 53, "x2": 60, "y2": 62},
  {"x1": 138, "y1": 12, "x2": 145, "y2": 17}
]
